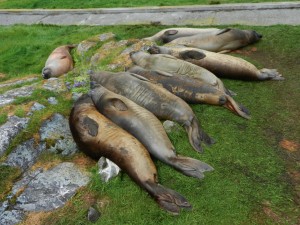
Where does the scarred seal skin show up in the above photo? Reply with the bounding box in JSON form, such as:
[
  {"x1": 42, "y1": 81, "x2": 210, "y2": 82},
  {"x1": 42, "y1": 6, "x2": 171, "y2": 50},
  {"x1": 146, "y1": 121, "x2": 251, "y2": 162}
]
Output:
[
  {"x1": 89, "y1": 71, "x2": 214, "y2": 153},
  {"x1": 144, "y1": 27, "x2": 220, "y2": 43},
  {"x1": 149, "y1": 45, "x2": 284, "y2": 81},
  {"x1": 42, "y1": 45, "x2": 76, "y2": 79},
  {"x1": 90, "y1": 85, "x2": 214, "y2": 178},
  {"x1": 130, "y1": 51, "x2": 233, "y2": 96},
  {"x1": 168, "y1": 28, "x2": 262, "y2": 52},
  {"x1": 69, "y1": 94, "x2": 192, "y2": 214},
  {"x1": 128, "y1": 66, "x2": 250, "y2": 119}
]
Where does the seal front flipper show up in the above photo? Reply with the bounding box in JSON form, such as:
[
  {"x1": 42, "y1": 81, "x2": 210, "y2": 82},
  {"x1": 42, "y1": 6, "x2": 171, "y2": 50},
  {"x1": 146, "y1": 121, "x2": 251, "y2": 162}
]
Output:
[
  {"x1": 179, "y1": 50, "x2": 206, "y2": 60},
  {"x1": 155, "y1": 70, "x2": 173, "y2": 77},
  {"x1": 145, "y1": 182, "x2": 192, "y2": 215},
  {"x1": 128, "y1": 73, "x2": 150, "y2": 81}
]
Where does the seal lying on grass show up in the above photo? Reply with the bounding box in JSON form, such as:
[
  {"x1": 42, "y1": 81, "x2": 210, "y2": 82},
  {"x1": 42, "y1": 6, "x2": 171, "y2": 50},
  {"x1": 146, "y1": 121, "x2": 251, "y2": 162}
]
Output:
[
  {"x1": 149, "y1": 45, "x2": 284, "y2": 81},
  {"x1": 130, "y1": 51, "x2": 234, "y2": 96},
  {"x1": 128, "y1": 66, "x2": 250, "y2": 119},
  {"x1": 168, "y1": 28, "x2": 262, "y2": 52},
  {"x1": 42, "y1": 45, "x2": 76, "y2": 79},
  {"x1": 90, "y1": 85, "x2": 214, "y2": 179},
  {"x1": 90, "y1": 71, "x2": 215, "y2": 153},
  {"x1": 69, "y1": 94, "x2": 192, "y2": 214},
  {"x1": 144, "y1": 27, "x2": 221, "y2": 43}
]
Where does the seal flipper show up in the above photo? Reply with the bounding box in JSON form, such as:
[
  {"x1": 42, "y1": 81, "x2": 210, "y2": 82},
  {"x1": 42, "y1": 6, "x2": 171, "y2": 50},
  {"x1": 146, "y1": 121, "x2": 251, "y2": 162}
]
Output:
[
  {"x1": 170, "y1": 155, "x2": 214, "y2": 179},
  {"x1": 184, "y1": 117, "x2": 215, "y2": 153},
  {"x1": 258, "y1": 68, "x2": 284, "y2": 81},
  {"x1": 179, "y1": 50, "x2": 206, "y2": 60},
  {"x1": 164, "y1": 29, "x2": 179, "y2": 36},
  {"x1": 145, "y1": 182, "x2": 192, "y2": 215},
  {"x1": 224, "y1": 96, "x2": 251, "y2": 119}
]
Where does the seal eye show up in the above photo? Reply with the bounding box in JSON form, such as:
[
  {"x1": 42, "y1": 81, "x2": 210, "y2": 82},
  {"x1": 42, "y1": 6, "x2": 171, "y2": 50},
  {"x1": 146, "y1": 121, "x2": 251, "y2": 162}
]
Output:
[{"x1": 83, "y1": 117, "x2": 99, "y2": 136}]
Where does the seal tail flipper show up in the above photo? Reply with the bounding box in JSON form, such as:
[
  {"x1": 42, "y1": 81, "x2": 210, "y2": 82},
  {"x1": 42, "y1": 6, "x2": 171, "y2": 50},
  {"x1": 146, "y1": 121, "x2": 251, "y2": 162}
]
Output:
[
  {"x1": 145, "y1": 182, "x2": 192, "y2": 215},
  {"x1": 169, "y1": 155, "x2": 214, "y2": 179},
  {"x1": 185, "y1": 117, "x2": 215, "y2": 153},
  {"x1": 223, "y1": 96, "x2": 251, "y2": 119},
  {"x1": 258, "y1": 68, "x2": 284, "y2": 81}
]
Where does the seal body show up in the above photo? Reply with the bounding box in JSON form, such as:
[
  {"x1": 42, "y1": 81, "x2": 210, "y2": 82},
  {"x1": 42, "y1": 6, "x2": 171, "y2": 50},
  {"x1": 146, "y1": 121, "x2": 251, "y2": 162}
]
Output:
[
  {"x1": 168, "y1": 28, "x2": 262, "y2": 52},
  {"x1": 128, "y1": 66, "x2": 250, "y2": 119},
  {"x1": 144, "y1": 27, "x2": 220, "y2": 43},
  {"x1": 42, "y1": 45, "x2": 75, "y2": 79},
  {"x1": 130, "y1": 51, "x2": 232, "y2": 96},
  {"x1": 90, "y1": 71, "x2": 214, "y2": 153},
  {"x1": 149, "y1": 45, "x2": 283, "y2": 81},
  {"x1": 90, "y1": 85, "x2": 214, "y2": 176},
  {"x1": 69, "y1": 95, "x2": 192, "y2": 214}
]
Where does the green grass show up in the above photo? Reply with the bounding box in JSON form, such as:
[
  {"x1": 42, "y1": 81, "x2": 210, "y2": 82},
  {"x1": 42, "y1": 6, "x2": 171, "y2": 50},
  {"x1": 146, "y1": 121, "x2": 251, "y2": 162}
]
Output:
[
  {"x1": 0, "y1": 0, "x2": 298, "y2": 9},
  {"x1": 0, "y1": 24, "x2": 299, "y2": 224}
]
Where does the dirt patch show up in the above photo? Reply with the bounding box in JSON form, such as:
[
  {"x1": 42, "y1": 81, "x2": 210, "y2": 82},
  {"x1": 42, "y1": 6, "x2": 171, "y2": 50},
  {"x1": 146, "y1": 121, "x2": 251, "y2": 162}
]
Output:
[{"x1": 19, "y1": 212, "x2": 52, "y2": 225}]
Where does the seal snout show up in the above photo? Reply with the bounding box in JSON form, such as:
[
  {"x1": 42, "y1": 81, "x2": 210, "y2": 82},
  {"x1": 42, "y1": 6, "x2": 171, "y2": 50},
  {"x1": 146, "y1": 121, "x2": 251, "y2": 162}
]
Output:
[
  {"x1": 42, "y1": 67, "x2": 51, "y2": 79},
  {"x1": 253, "y1": 31, "x2": 263, "y2": 41}
]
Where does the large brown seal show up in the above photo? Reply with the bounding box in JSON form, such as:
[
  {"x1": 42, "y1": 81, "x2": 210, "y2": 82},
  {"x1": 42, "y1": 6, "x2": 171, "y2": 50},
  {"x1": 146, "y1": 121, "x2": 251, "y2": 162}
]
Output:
[
  {"x1": 149, "y1": 45, "x2": 284, "y2": 81},
  {"x1": 128, "y1": 66, "x2": 250, "y2": 119},
  {"x1": 130, "y1": 51, "x2": 234, "y2": 96},
  {"x1": 90, "y1": 71, "x2": 214, "y2": 153},
  {"x1": 69, "y1": 94, "x2": 192, "y2": 214},
  {"x1": 42, "y1": 45, "x2": 76, "y2": 79},
  {"x1": 168, "y1": 28, "x2": 262, "y2": 52},
  {"x1": 90, "y1": 85, "x2": 214, "y2": 178},
  {"x1": 144, "y1": 27, "x2": 220, "y2": 43}
]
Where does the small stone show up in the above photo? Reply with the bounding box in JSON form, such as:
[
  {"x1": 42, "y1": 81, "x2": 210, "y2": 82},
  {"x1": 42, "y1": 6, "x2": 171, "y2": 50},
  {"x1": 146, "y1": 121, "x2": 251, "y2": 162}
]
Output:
[
  {"x1": 98, "y1": 157, "x2": 121, "y2": 182},
  {"x1": 87, "y1": 206, "x2": 101, "y2": 223},
  {"x1": 27, "y1": 102, "x2": 46, "y2": 116},
  {"x1": 47, "y1": 97, "x2": 58, "y2": 105},
  {"x1": 43, "y1": 78, "x2": 68, "y2": 93},
  {"x1": 163, "y1": 120, "x2": 180, "y2": 133}
]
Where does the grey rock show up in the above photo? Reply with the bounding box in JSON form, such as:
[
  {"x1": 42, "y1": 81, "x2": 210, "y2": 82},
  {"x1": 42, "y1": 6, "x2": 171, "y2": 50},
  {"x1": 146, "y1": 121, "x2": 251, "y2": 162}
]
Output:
[
  {"x1": 27, "y1": 102, "x2": 45, "y2": 116},
  {"x1": 14, "y1": 162, "x2": 90, "y2": 211},
  {"x1": 0, "y1": 116, "x2": 29, "y2": 157},
  {"x1": 0, "y1": 201, "x2": 9, "y2": 214},
  {"x1": 43, "y1": 77, "x2": 67, "y2": 93},
  {"x1": 163, "y1": 120, "x2": 181, "y2": 133},
  {"x1": 40, "y1": 113, "x2": 78, "y2": 156},
  {"x1": 98, "y1": 157, "x2": 121, "y2": 182},
  {"x1": 87, "y1": 206, "x2": 101, "y2": 223},
  {"x1": 47, "y1": 96, "x2": 58, "y2": 105},
  {"x1": 0, "y1": 210, "x2": 25, "y2": 225},
  {"x1": 0, "y1": 77, "x2": 38, "y2": 89},
  {"x1": 4, "y1": 139, "x2": 46, "y2": 172},
  {"x1": 0, "y1": 84, "x2": 36, "y2": 107},
  {"x1": 72, "y1": 92, "x2": 83, "y2": 101}
]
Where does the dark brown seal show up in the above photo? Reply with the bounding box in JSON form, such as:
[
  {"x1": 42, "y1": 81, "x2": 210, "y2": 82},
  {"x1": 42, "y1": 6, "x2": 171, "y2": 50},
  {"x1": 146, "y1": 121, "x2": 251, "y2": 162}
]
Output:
[
  {"x1": 89, "y1": 71, "x2": 214, "y2": 153},
  {"x1": 69, "y1": 94, "x2": 192, "y2": 214},
  {"x1": 128, "y1": 66, "x2": 250, "y2": 119},
  {"x1": 149, "y1": 45, "x2": 283, "y2": 81},
  {"x1": 42, "y1": 45, "x2": 76, "y2": 79},
  {"x1": 168, "y1": 28, "x2": 262, "y2": 52},
  {"x1": 90, "y1": 85, "x2": 214, "y2": 178}
]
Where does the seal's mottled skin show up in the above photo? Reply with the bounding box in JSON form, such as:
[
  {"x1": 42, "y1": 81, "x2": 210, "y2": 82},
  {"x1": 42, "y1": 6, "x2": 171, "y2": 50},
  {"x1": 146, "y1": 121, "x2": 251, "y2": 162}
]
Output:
[
  {"x1": 168, "y1": 28, "x2": 262, "y2": 52},
  {"x1": 90, "y1": 71, "x2": 214, "y2": 153},
  {"x1": 128, "y1": 66, "x2": 250, "y2": 119},
  {"x1": 130, "y1": 51, "x2": 232, "y2": 96},
  {"x1": 149, "y1": 45, "x2": 283, "y2": 81},
  {"x1": 90, "y1": 85, "x2": 214, "y2": 177},
  {"x1": 42, "y1": 45, "x2": 75, "y2": 79},
  {"x1": 69, "y1": 95, "x2": 192, "y2": 214},
  {"x1": 144, "y1": 27, "x2": 220, "y2": 43}
]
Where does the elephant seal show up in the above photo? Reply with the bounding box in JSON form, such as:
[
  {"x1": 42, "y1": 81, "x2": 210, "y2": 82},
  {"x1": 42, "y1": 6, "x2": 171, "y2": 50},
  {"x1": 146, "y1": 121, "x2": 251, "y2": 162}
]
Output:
[
  {"x1": 144, "y1": 27, "x2": 220, "y2": 43},
  {"x1": 69, "y1": 94, "x2": 192, "y2": 214},
  {"x1": 128, "y1": 66, "x2": 250, "y2": 119},
  {"x1": 168, "y1": 28, "x2": 262, "y2": 52},
  {"x1": 130, "y1": 51, "x2": 234, "y2": 96},
  {"x1": 90, "y1": 71, "x2": 215, "y2": 153},
  {"x1": 90, "y1": 85, "x2": 214, "y2": 178},
  {"x1": 42, "y1": 44, "x2": 76, "y2": 79},
  {"x1": 149, "y1": 45, "x2": 284, "y2": 81}
]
